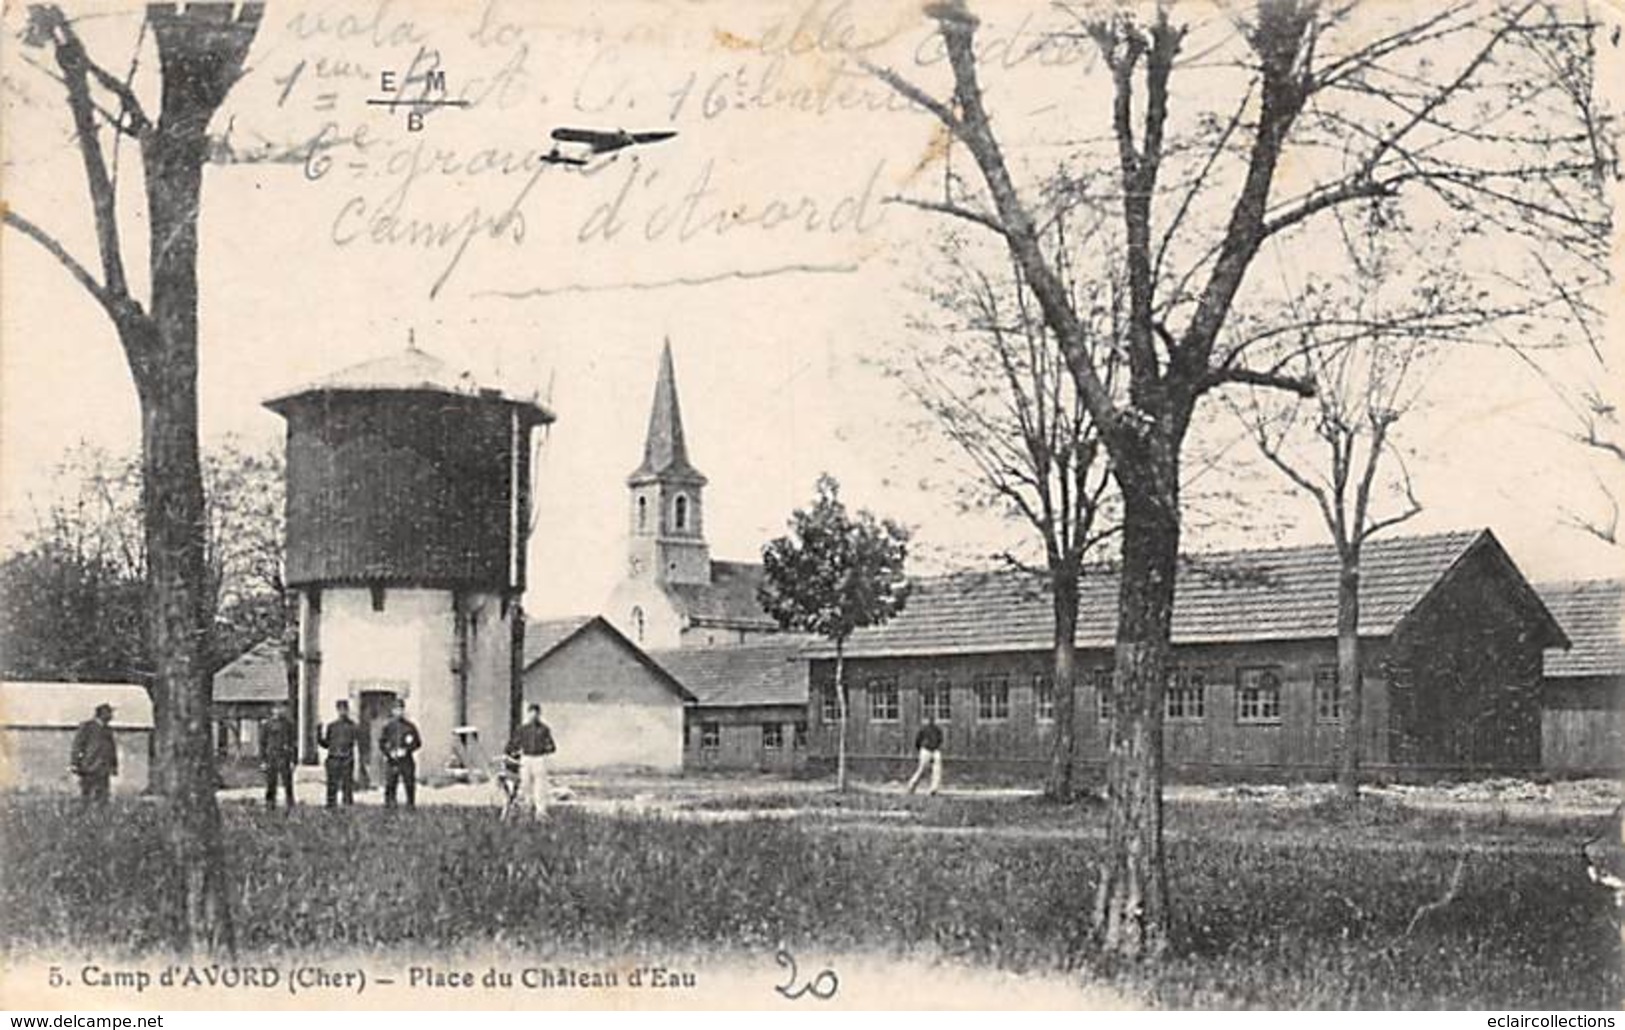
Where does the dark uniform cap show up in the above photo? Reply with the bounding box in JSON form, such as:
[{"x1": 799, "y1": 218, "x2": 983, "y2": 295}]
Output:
[{"x1": 94, "y1": 703, "x2": 114, "y2": 717}]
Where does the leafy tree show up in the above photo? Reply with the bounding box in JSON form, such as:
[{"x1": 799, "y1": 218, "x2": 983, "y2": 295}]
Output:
[
  {"x1": 875, "y1": 0, "x2": 1613, "y2": 958},
  {"x1": 2, "y1": 1, "x2": 265, "y2": 952},
  {"x1": 758, "y1": 474, "x2": 911, "y2": 792}
]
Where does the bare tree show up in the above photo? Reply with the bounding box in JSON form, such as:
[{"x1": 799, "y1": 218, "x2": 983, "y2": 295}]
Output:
[
  {"x1": 874, "y1": 0, "x2": 1613, "y2": 958},
  {"x1": 900, "y1": 225, "x2": 1119, "y2": 800},
  {"x1": 1232, "y1": 218, "x2": 1448, "y2": 802},
  {"x1": 3, "y1": 3, "x2": 263, "y2": 953}
]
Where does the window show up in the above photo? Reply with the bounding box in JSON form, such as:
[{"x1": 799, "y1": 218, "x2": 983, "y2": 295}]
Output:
[
  {"x1": 673, "y1": 494, "x2": 689, "y2": 531},
  {"x1": 1094, "y1": 668, "x2": 1114, "y2": 721},
  {"x1": 793, "y1": 721, "x2": 808, "y2": 749},
  {"x1": 1034, "y1": 674, "x2": 1055, "y2": 722},
  {"x1": 762, "y1": 723, "x2": 783, "y2": 751},
  {"x1": 821, "y1": 685, "x2": 840, "y2": 722},
  {"x1": 631, "y1": 606, "x2": 645, "y2": 643},
  {"x1": 1314, "y1": 666, "x2": 1341, "y2": 722},
  {"x1": 700, "y1": 722, "x2": 720, "y2": 751},
  {"x1": 636, "y1": 495, "x2": 648, "y2": 532},
  {"x1": 869, "y1": 677, "x2": 900, "y2": 722},
  {"x1": 1166, "y1": 668, "x2": 1207, "y2": 721},
  {"x1": 1238, "y1": 667, "x2": 1283, "y2": 724},
  {"x1": 683, "y1": 721, "x2": 691, "y2": 748},
  {"x1": 975, "y1": 676, "x2": 1010, "y2": 721},
  {"x1": 921, "y1": 679, "x2": 952, "y2": 722}
]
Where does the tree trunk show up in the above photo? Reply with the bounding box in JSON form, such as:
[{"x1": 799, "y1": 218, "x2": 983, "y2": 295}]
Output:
[
  {"x1": 1336, "y1": 556, "x2": 1363, "y2": 802},
  {"x1": 834, "y1": 641, "x2": 849, "y2": 793},
  {"x1": 139, "y1": 44, "x2": 234, "y2": 955},
  {"x1": 1044, "y1": 567, "x2": 1080, "y2": 800},
  {"x1": 1091, "y1": 468, "x2": 1178, "y2": 960}
]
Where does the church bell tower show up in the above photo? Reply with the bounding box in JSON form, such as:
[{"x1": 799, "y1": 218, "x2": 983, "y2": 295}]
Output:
[{"x1": 627, "y1": 339, "x2": 710, "y2": 587}]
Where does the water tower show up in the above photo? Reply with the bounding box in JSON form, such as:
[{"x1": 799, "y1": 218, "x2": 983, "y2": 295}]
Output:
[{"x1": 265, "y1": 344, "x2": 554, "y2": 777}]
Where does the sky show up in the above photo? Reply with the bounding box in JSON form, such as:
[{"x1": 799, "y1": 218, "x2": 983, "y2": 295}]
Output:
[{"x1": 2, "y1": 0, "x2": 1622, "y2": 619}]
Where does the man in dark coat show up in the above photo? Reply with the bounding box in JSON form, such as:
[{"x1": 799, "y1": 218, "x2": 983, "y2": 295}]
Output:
[
  {"x1": 377, "y1": 699, "x2": 422, "y2": 809},
  {"x1": 259, "y1": 701, "x2": 298, "y2": 809},
  {"x1": 317, "y1": 699, "x2": 360, "y2": 808},
  {"x1": 906, "y1": 717, "x2": 945, "y2": 795},
  {"x1": 70, "y1": 703, "x2": 118, "y2": 806},
  {"x1": 505, "y1": 704, "x2": 556, "y2": 819}
]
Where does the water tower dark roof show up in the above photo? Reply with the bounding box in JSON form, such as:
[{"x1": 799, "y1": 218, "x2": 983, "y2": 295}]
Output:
[
  {"x1": 266, "y1": 346, "x2": 549, "y2": 590},
  {"x1": 266, "y1": 347, "x2": 554, "y2": 425}
]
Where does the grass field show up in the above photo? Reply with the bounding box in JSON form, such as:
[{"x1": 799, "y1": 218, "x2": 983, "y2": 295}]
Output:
[{"x1": 0, "y1": 793, "x2": 1617, "y2": 1009}]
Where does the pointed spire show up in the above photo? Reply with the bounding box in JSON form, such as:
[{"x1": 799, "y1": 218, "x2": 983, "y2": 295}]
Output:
[{"x1": 629, "y1": 338, "x2": 707, "y2": 486}]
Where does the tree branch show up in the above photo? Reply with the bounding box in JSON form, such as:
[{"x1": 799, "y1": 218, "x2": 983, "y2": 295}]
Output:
[
  {"x1": 884, "y1": 194, "x2": 1006, "y2": 236},
  {"x1": 2, "y1": 206, "x2": 114, "y2": 313},
  {"x1": 1198, "y1": 365, "x2": 1316, "y2": 397}
]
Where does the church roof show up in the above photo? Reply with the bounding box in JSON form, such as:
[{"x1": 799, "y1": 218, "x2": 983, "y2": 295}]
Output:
[
  {"x1": 265, "y1": 344, "x2": 554, "y2": 424},
  {"x1": 664, "y1": 560, "x2": 780, "y2": 630},
  {"x1": 628, "y1": 340, "x2": 706, "y2": 486}
]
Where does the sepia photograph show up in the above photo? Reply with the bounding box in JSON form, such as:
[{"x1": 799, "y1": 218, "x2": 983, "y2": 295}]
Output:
[{"x1": 0, "y1": 0, "x2": 1623, "y2": 1013}]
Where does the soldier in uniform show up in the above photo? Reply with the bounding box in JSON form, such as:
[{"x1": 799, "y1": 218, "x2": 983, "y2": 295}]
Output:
[
  {"x1": 69, "y1": 702, "x2": 118, "y2": 806},
  {"x1": 504, "y1": 704, "x2": 556, "y2": 820},
  {"x1": 906, "y1": 716, "x2": 945, "y2": 795},
  {"x1": 377, "y1": 699, "x2": 422, "y2": 809},
  {"x1": 317, "y1": 699, "x2": 360, "y2": 808},
  {"x1": 259, "y1": 701, "x2": 298, "y2": 809}
]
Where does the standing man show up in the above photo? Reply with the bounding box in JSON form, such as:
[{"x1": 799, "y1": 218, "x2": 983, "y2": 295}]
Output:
[
  {"x1": 377, "y1": 699, "x2": 422, "y2": 810},
  {"x1": 260, "y1": 701, "x2": 297, "y2": 809},
  {"x1": 504, "y1": 704, "x2": 556, "y2": 820},
  {"x1": 317, "y1": 699, "x2": 360, "y2": 808},
  {"x1": 906, "y1": 716, "x2": 944, "y2": 795},
  {"x1": 69, "y1": 702, "x2": 118, "y2": 806}
]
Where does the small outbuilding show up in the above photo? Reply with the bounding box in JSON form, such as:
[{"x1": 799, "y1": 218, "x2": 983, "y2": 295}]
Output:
[
  {"x1": 1538, "y1": 578, "x2": 1624, "y2": 775},
  {"x1": 0, "y1": 682, "x2": 154, "y2": 794},
  {"x1": 651, "y1": 640, "x2": 812, "y2": 771},
  {"x1": 212, "y1": 639, "x2": 293, "y2": 760},
  {"x1": 520, "y1": 616, "x2": 695, "y2": 773}
]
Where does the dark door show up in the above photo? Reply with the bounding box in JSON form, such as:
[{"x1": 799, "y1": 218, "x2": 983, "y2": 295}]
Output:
[{"x1": 357, "y1": 689, "x2": 398, "y2": 790}]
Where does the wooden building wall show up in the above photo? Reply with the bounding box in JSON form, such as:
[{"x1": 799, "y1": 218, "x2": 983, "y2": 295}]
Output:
[
  {"x1": 808, "y1": 639, "x2": 1393, "y2": 780},
  {"x1": 1384, "y1": 550, "x2": 1545, "y2": 772},
  {"x1": 1542, "y1": 674, "x2": 1624, "y2": 775},
  {"x1": 683, "y1": 705, "x2": 809, "y2": 772}
]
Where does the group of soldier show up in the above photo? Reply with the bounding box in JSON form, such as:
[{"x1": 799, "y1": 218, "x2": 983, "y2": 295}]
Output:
[
  {"x1": 70, "y1": 694, "x2": 557, "y2": 819},
  {"x1": 257, "y1": 698, "x2": 557, "y2": 817}
]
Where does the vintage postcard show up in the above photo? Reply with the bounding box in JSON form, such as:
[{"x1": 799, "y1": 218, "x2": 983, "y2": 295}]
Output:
[{"x1": 1, "y1": 0, "x2": 1623, "y2": 1013}]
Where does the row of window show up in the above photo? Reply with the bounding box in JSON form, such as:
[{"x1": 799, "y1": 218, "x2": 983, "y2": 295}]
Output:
[
  {"x1": 686, "y1": 721, "x2": 809, "y2": 752},
  {"x1": 824, "y1": 666, "x2": 1348, "y2": 727},
  {"x1": 635, "y1": 492, "x2": 695, "y2": 534}
]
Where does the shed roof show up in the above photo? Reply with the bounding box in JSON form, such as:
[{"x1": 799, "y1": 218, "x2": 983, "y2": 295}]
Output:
[
  {"x1": 649, "y1": 640, "x2": 811, "y2": 708},
  {"x1": 816, "y1": 529, "x2": 1542, "y2": 659},
  {"x1": 212, "y1": 640, "x2": 291, "y2": 704},
  {"x1": 664, "y1": 560, "x2": 779, "y2": 630},
  {"x1": 265, "y1": 346, "x2": 554, "y2": 423},
  {"x1": 1539, "y1": 578, "x2": 1625, "y2": 679},
  {"x1": 523, "y1": 616, "x2": 697, "y2": 702},
  {"x1": 0, "y1": 682, "x2": 154, "y2": 730}
]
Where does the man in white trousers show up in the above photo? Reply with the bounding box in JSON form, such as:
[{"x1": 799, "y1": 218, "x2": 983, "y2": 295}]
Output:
[
  {"x1": 906, "y1": 717, "x2": 944, "y2": 795},
  {"x1": 505, "y1": 704, "x2": 557, "y2": 819}
]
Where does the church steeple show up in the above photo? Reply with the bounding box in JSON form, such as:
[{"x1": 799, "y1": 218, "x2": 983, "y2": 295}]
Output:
[
  {"x1": 626, "y1": 339, "x2": 711, "y2": 587},
  {"x1": 629, "y1": 338, "x2": 707, "y2": 487}
]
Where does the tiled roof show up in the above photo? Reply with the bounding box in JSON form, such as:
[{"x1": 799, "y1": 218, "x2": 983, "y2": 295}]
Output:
[
  {"x1": 1538, "y1": 579, "x2": 1625, "y2": 678},
  {"x1": 212, "y1": 639, "x2": 291, "y2": 704},
  {"x1": 665, "y1": 560, "x2": 780, "y2": 629},
  {"x1": 649, "y1": 640, "x2": 811, "y2": 707},
  {"x1": 819, "y1": 529, "x2": 1503, "y2": 658},
  {"x1": 524, "y1": 616, "x2": 598, "y2": 666},
  {"x1": 265, "y1": 346, "x2": 553, "y2": 423},
  {"x1": 1, "y1": 682, "x2": 154, "y2": 729}
]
